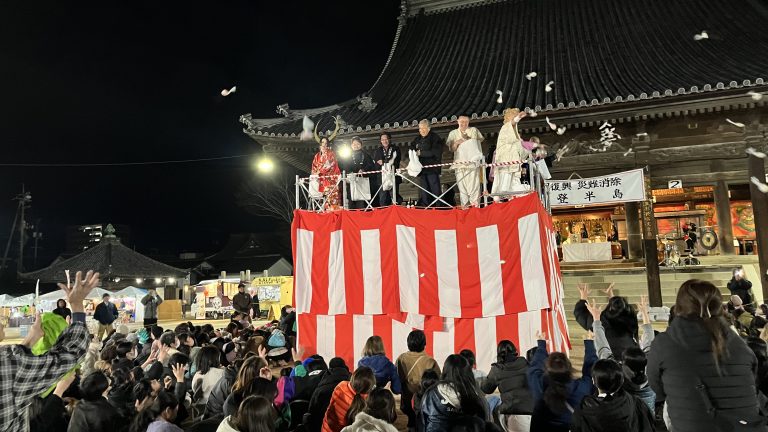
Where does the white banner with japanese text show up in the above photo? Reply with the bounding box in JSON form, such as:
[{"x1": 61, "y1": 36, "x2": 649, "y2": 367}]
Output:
[{"x1": 546, "y1": 168, "x2": 646, "y2": 207}]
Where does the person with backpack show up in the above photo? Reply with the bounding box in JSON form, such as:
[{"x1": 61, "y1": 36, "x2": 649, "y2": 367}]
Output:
[
  {"x1": 571, "y1": 359, "x2": 656, "y2": 432},
  {"x1": 395, "y1": 330, "x2": 441, "y2": 430}
]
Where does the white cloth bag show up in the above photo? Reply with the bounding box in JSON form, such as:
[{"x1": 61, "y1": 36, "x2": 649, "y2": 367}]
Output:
[
  {"x1": 349, "y1": 175, "x2": 371, "y2": 201},
  {"x1": 309, "y1": 175, "x2": 323, "y2": 198},
  {"x1": 382, "y1": 150, "x2": 397, "y2": 191},
  {"x1": 534, "y1": 159, "x2": 552, "y2": 180},
  {"x1": 406, "y1": 149, "x2": 423, "y2": 176}
]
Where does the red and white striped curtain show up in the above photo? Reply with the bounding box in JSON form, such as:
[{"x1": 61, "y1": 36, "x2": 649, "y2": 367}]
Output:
[{"x1": 291, "y1": 193, "x2": 570, "y2": 373}]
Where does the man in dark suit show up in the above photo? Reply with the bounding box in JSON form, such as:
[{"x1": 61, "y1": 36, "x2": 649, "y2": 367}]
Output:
[
  {"x1": 373, "y1": 132, "x2": 402, "y2": 206},
  {"x1": 410, "y1": 119, "x2": 444, "y2": 207}
]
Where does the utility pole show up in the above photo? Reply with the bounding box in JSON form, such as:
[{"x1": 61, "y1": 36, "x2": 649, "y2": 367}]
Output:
[{"x1": 1, "y1": 185, "x2": 32, "y2": 271}]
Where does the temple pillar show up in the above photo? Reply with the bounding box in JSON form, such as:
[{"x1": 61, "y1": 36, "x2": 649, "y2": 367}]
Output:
[
  {"x1": 625, "y1": 202, "x2": 644, "y2": 259},
  {"x1": 714, "y1": 180, "x2": 736, "y2": 255}
]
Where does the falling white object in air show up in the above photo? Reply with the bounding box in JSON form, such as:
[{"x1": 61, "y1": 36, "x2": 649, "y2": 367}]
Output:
[
  {"x1": 556, "y1": 126, "x2": 566, "y2": 135},
  {"x1": 636, "y1": 132, "x2": 648, "y2": 137},
  {"x1": 65, "y1": 270, "x2": 71, "y2": 290},
  {"x1": 545, "y1": 81, "x2": 555, "y2": 92},
  {"x1": 528, "y1": 111, "x2": 538, "y2": 118},
  {"x1": 747, "y1": 91, "x2": 764, "y2": 101},
  {"x1": 300, "y1": 116, "x2": 315, "y2": 141},
  {"x1": 545, "y1": 116, "x2": 557, "y2": 131},
  {"x1": 495, "y1": 90, "x2": 503, "y2": 104},
  {"x1": 750, "y1": 177, "x2": 768, "y2": 194},
  {"x1": 623, "y1": 148, "x2": 633, "y2": 157},
  {"x1": 726, "y1": 119, "x2": 745, "y2": 128},
  {"x1": 419, "y1": 273, "x2": 425, "y2": 278},
  {"x1": 221, "y1": 86, "x2": 237, "y2": 96},
  {"x1": 500, "y1": 260, "x2": 506, "y2": 264},
  {"x1": 746, "y1": 147, "x2": 767, "y2": 159},
  {"x1": 525, "y1": 72, "x2": 538, "y2": 80},
  {"x1": 693, "y1": 31, "x2": 709, "y2": 41}
]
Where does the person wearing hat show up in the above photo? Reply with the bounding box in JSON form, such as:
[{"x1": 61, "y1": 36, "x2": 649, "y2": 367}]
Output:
[
  {"x1": 141, "y1": 288, "x2": 164, "y2": 329},
  {"x1": 94, "y1": 293, "x2": 119, "y2": 341}
]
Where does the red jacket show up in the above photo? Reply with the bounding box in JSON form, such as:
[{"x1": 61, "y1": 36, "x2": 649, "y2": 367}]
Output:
[{"x1": 321, "y1": 381, "x2": 367, "y2": 432}]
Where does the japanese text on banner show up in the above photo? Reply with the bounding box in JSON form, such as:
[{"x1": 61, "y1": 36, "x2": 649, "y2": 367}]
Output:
[{"x1": 545, "y1": 169, "x2": 646, "y2": 207}]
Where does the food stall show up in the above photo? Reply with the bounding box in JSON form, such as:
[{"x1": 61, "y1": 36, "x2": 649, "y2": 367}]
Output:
[{"x1": 251, "y1": 276, "x2": 294, "y2": 320}]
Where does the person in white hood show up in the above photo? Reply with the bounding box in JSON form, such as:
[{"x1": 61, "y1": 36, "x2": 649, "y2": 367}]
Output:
[{"x1": 341, "y1": 388, "x2": 399, "y2": 432}]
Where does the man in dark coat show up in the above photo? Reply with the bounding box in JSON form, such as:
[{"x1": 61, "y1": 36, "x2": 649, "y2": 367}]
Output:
[
  {"x1": 728, "y1": 268, "x2": 755, "y2": 307},
  {"x1": 342, "y1": 136, "x2": 378, "y2": 209},
  {"x1": 231, "y1": 283, "x2": 251, "y2": 319},
  {"x1": 411, "y1": 119, "x2": 444, "y2": 207},
  {"x1": 93, "y1": 293, "x2": 119, "y2": 341},
  {"x1": 374, "y1": 132, "x2": 403, "y2": 206}
]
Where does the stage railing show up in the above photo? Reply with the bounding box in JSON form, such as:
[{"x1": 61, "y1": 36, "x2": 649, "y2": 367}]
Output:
[{"x1": 295, "y1": 157, "x2": 549, "y2": 212}]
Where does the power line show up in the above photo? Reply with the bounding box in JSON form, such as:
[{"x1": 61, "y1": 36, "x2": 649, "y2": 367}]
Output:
[{"x1": 0, "y1": 153, "x2": 258, "y2": 167}]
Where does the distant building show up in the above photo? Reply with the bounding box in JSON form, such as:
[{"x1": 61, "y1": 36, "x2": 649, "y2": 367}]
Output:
[{"x1": 65, "y1": 223, "x2": 131, "y2": 257}]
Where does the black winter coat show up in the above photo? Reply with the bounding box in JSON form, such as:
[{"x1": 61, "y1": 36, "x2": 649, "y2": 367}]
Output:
[
  {"x1": 343, "y1": 149, "x2": 376, "y2": 175},
  {"x1": 67, "y1": 398, "x2": 121, "y2": 432},
  {"x1": 205, "y1": 365, "x2": 238, "y2": 418},
  {"x1": 728, "y1": 277, "x2": 754, "y2": 305},
  {"x1": 293, "y1": 368, "x2": 327, "y2": 401},
  {"x1": 29, "y1": 395, "x2": 68, "y2": 432},
  {"x1": 306, "y1": 366, "x2": 351, "y2": 432},
  {"x1": 647, "y1": 316, "x2": 760, "y2": 432},
  {"x1": 410, "y1": 131, "x2": 444, "y2": 174},
  {"x1": 481, "y1": 357, "x2": 534, "y2": 415},
  {"x1": 574, "y1": 299, "x2": 638, "y2": 360},
  {"x1": 571, "y1": 390, "x2": 656, "y2": 432}
]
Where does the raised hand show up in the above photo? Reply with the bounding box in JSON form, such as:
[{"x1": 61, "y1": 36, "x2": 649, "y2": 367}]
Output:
[
  {"x1": 583, "y1": 330, "x2": 595, "y2": 340},
  {"x1": 258, "y1": 345, "x2": 267, "y2": 359},
  {"x1": 157, "y1": 345, "x2": 170, "y2": 365},
  {"x1": 54, "y1": 371, "x2": 77, "y2": 398},
  {"x1": 603, "y1": 283, "x2": 615, "y2": 299},
  {"x1": 586, "y1": 299, "x2": 602, "y2": 322},
  {"x1": 536, "y1": 330, "x2": 547, "y2": 341},
  {"x1": 578, "y1": 283, "x2": 591, "y2": 301},
  {"x1": 58, "y1": 270, "x2": 100, "y2": 313},
  {"x1": 259, "y1": 366, "x2": 272, "y2": 380},
  {"x1": 638, "y1": 295, "x2": 651, "y2": 324},
  {"x1": 22, "y1": 312, "x2": 44, "y2": 348},
  {"x1": 171, "y1": 363, "x2": 186, "y2": 383}
]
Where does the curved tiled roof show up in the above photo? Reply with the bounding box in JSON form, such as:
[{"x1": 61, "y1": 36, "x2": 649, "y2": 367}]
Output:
[
  {"x1": 20, "y1": 237, "x2": 188, "y2": 283},
  {"x1": 241, "y1": 0, "x2": 768, "y2": 138}
]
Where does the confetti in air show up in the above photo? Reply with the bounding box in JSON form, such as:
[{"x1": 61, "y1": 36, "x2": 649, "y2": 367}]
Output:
[
  {"x1": 220, "y1": 86, "x2": 237, "y2": 96},
  {"x1": 525, "y1": 72, "x2": 538, "y2": 80},
  {"x1": 750, "y1": 176, "x2": 768, "y2": 193},
  {"x1": 746, "y1": 147, "x2": 767, "y2": 159},
  {"x1": 747, "y1": 91, "x2": 764, "y2": 101},
  {"x1": 528, "y1": 111, "x2": 538, "y2": 118},
  {"x1": 495, "y1": 90, "x2": 503, "y2": 104},
  {"x1": 545, "y1": 116, "x2": 557, "y2": 131},
  {"x1": 726, "y1": 119, "x2": 745, "y2": 128},
  {"x1": 500, "y1": 260, "x2": 506, "y2": 264},
  {"x1": 300, "y1": 115, "x2": 315, "y2": 141},
  {"x1": 636, "y1": 132, "x2": 648, "y2": 137},
  {"x1": 65, "y1": 270, "x2": 71, "y2": 290},
  {"x1": 419, "y1": 273, "x2": 425, "y2": 278},
  {"x1": 545, "y1": 81, "x2": 555, "y2": 92},
  {"x1": 556, "y1": 126, "x2": 566, "y2": 135},
  {"x1": 693, "y1": 31, "x2": 709, "y2": 41},
  {"x1": 623, "y1": 148, "x2": 633, "y2": 157}
]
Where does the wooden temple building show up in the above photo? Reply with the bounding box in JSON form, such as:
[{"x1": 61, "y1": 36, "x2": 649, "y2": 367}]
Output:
[{"x1": 240, "y1": 0, "x2": 768, "y2": 274}]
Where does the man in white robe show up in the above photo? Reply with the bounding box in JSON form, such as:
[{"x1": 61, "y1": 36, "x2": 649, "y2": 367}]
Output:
[
  {"x1": 491, "y1": 108, "x2": 529, "y2": 200},
  {"x1": 446, "y1": 115, "x2": 484, "y2": 207}
]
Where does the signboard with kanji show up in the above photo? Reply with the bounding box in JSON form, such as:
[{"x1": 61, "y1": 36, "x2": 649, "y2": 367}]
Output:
[{"x1": 546, "y1": 168, "x2": 646, "y2": 208}]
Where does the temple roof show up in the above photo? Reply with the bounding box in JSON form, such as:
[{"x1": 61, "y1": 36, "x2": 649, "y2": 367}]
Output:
[
  {"x1": 241, "y1": 0, "x2": 768, "y2": 139},
  {"x1": 20, "y1": 235, "x2": 188, "y2": 283}
]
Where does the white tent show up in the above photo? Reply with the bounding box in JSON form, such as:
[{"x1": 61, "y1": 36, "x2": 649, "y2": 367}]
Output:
[
  {"x1": 0, "y1": 294, "x2": 15, "y2": 306},
  {"x1": 5, "y1": 293, "x2": 35, "y2": 307},
  {"x1": 87, "y1": 287, "x2": 114, "y2": 300},
  {"x1": 37, "y1": 290, "x2": 67, "y2": 302},
  {"x1": 114, "y1": 286, "x2": 147, "y2": 297}
]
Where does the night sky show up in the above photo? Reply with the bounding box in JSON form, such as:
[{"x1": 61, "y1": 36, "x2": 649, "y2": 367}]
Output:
[{"x1": 0, "y1": 1, "x2": 400, "y2": 268}]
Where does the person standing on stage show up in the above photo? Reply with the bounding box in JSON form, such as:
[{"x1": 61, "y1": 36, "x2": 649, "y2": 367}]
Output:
[
  {"x1": 231, "y1": 283, "x2": 252, "y2": 320},
  {"x1": 491, "y1": 108, "x2": 528, "y2": 200},
  {"x1": 374, "y1": 132, "x2": 402, "y2": 206},
  {"x1": 411, "y1": 120, "x2": 444, "y2": 207},
  {"x1": 446, "y1": 115, "x2": 485, "y2": 207},
  {"x1": 311, "y1": 137, "x2": 342, "y2": 210},
  {"x1": 343, "y1": 136, "x2": 377, "y2": 209},
  {"x1": 94, "y1": 293, "x2": 118, "y2": 340},
  {"x1": 141, "y1": 288, "x2": 163, "y2": 329}
]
